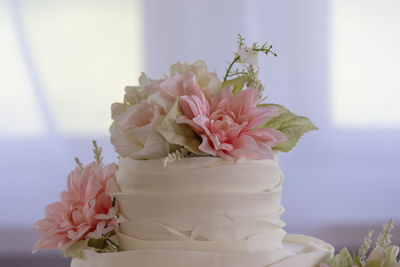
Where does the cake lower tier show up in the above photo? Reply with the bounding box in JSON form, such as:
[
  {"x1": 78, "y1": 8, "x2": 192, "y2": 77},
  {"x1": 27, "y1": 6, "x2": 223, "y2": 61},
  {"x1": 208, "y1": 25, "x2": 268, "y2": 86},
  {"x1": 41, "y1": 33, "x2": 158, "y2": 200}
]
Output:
[{"x1": 70, "y1": 234, "x2": 334, "y2": 267}]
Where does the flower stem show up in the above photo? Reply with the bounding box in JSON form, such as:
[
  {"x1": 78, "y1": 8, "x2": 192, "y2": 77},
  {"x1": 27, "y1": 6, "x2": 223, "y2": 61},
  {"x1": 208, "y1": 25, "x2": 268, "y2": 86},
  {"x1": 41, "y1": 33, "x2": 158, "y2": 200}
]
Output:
[
  {"x1": 106, "y1": 238, "x2": 119, "y2": 249},
  {"x1": 74, "y1": 157, "x2": 84, "y2": 170},
  {"x1": 223, "y1": 55, "x2": 240, "y2": 82}
]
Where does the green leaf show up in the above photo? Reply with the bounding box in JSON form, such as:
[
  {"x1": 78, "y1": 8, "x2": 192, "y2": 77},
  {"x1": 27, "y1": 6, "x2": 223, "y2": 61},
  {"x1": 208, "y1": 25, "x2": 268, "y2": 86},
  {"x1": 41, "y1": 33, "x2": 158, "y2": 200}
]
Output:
[
  {"x1": 156, "y1": 98, "x2": 205, "y2": 155},
  {"x1": 259, "y1": 103, "x2": 318, "y2": 152},
  {"x1": 365, "y1": 260, "x2": 380, "y2": 267},
  {"x1": 328, "y1": 248, "x2": 354, "y2": 267},
  {"x1": 62, "y1": 240, "x2": 87, "y2": 258},
  {"x1": 86, "y1": 230, "x2": 118, "y2": 250},
  {"x1": 221, "y1": 75, "x2": 248, "y2": 95},
  {"x1": 353, "y1": 252, "x2": 363, "y2": 267},
  {"x1": 87, "y1": 238, "x2": 107, "y2": 250}
]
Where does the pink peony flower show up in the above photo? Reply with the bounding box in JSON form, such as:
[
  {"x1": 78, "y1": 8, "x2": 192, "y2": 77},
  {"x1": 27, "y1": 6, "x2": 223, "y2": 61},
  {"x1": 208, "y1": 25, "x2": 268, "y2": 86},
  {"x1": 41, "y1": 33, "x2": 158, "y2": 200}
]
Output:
[
  {"x1": 177, "y1": 87, "x2": 287, "y2": 162},
  {"x1": 33, "y1": 162, "x2": 119, "y2": 253}
]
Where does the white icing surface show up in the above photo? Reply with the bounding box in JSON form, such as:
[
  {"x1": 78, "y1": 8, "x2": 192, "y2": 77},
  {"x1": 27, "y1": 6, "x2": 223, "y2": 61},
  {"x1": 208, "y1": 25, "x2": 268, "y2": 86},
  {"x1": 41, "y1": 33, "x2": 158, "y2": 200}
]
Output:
[
  {"x1": 70, "y1": 153, "x2": 334, "y2": 266},
  {"x1": 116, "y1": 153, "x2": 282, "y2": 193},
  {"x1": 114, "y1": 191, "x2": 283, "y2": 232}
]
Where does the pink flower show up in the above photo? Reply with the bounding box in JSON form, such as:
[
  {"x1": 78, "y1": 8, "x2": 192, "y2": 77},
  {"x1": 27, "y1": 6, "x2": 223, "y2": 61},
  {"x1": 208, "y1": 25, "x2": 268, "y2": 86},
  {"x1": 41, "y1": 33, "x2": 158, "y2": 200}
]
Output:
[
  {"x1": 177, "y1": 87, "x2": 287, "y2": 162},
  {"x1": 33, "y1": 163, "x2": 118, "y2": 253}
]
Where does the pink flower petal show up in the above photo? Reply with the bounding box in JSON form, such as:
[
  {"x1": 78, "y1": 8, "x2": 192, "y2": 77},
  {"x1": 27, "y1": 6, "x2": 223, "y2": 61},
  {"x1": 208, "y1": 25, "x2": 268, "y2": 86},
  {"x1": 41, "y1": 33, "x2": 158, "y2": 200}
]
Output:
[
  {"x1": 198, "y1": 134, "x2": 217, "y2": 156},
  {"x1": 32, "y1": 234, "x2": 67, "y2": 253}
]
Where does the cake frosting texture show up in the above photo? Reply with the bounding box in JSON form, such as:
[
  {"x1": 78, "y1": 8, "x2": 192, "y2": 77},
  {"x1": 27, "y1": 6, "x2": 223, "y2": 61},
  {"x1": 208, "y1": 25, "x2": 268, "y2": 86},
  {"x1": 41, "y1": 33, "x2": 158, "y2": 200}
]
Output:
[
  {"x1": 71, "y1": 153, "x2": 333, "y2": 267},
  {"x1": 114, "y1": 153, "x2": 285, "y2": 253}
]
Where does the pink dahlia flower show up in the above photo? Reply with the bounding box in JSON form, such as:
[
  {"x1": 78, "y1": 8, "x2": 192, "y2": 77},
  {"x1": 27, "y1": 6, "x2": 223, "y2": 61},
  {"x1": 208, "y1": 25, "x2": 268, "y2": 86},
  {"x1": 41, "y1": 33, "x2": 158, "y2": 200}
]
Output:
[
  {"x1": 33, "y1": 162, "x2": 119, "y2": 253},
  {"x1": 177, "y1": 87, "x2": 287, "y2": 162}
]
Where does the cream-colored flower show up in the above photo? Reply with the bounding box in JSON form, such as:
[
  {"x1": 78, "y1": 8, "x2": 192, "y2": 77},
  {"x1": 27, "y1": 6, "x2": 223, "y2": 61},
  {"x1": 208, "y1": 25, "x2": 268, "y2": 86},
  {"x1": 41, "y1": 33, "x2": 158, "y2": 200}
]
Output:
[
  {"x1": 367, "y1": 246, "x2": 400, "y2": 267},
  {"x1": 110, "y1": 93, "x2": 174, "y2": 159},
  {"x1": 124, "y1": 73, "x2": 163, "y2": 105},
  {"x1": 170, "y1": 60, "x2": 221, "y2": 96}
]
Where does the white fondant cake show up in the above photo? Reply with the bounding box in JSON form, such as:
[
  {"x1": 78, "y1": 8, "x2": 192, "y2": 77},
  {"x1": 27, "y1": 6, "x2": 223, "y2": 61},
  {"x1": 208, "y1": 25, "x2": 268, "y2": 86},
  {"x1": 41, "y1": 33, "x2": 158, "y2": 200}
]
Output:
[{"x1": 71, "y1": 153, "x2": 333, "y2": 267}]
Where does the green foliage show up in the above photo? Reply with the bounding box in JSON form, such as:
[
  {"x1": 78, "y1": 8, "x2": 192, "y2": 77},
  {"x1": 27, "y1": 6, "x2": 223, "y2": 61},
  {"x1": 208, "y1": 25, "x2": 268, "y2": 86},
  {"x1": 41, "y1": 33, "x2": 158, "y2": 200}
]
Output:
[
  {"x1": 87, "y1": 237, "x2": 108, "y2": 250},
  {"x1": 324, "y1": 220, "x2": 400, "y2": 267},
  {"x1": 328, "y1": 248, "x2": 354, "y2": 267},
  {"x1": 156, "y1": 98, "x2": 205, "y2": 155},
  {"x1": 221, "y1": 75, "x2": 248, "y2": 95},
  {"x1": 87, "y1": 230, "x2": 119, "y2": 252},
  {"x1": 353, "y1": 252, "x2": 363, "y2": 267},
  {"x1": 365, "y1": 260, "x2": 380, "y2": 267},
  {"x1": 259, "y1": 104, "x2": 318, "y2": 152},
  {"x1": 62, "y1": 240, "x2": 87, "y2": 258}
]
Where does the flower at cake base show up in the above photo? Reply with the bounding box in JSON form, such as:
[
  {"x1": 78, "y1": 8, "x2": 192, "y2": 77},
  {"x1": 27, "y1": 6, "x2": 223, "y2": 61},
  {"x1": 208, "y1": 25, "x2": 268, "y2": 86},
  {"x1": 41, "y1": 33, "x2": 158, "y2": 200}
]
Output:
[
  {"x1": 111, "y1": 93, "x2": 175, "y2": 160},
  {"x1": 176, "y1": 86, "x2": 287, "y2": 162},
  {"x1": 33, "y1": 162, "x2": 119, "y2": 255}
]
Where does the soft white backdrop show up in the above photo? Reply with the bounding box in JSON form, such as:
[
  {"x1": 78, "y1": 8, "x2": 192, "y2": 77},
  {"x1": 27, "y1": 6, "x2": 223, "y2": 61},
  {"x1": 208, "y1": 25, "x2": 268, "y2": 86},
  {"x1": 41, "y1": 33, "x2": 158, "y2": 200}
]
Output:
[{"x1": 0, "y1": 0, "x2": 399, "y2": 258}]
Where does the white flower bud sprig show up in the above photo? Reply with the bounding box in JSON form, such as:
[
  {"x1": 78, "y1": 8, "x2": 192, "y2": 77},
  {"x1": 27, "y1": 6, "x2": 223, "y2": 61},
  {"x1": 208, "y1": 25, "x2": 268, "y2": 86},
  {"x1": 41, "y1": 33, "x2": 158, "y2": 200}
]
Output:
[
  {"x1": 357, "y1": 229, "x2": 374, "y2": 264},
  {"x1": 74, "y1": 140, "x2": 104, "y2": 169},
  {"x1": 92, "y1": 140, "x2": 104, "y2": 167},
  {"x1": 161, "y1": 147, "x2": 191, "y2": 167},
  {"x1": 74, "y1": 157, "x2": 84, "y2": 171},
  {"x1": 223, "y1": 34, "x2": 277, "y2": 97},
  {"x1": 376, "y1": 218, "x2": 394, "y2": 248}
]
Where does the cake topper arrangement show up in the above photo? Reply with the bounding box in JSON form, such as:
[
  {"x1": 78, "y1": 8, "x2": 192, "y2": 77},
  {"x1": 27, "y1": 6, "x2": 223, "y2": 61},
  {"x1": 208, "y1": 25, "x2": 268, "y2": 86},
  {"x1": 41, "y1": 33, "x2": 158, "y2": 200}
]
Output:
[{"x1": 110, "y1": 34, "x2": 318, "y2": 166}]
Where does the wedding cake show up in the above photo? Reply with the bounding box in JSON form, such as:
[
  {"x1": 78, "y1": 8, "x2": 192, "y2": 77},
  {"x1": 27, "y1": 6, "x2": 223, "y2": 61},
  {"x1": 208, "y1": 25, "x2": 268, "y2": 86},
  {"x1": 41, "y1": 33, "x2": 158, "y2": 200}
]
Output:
[
  {"x1": 70, "y1": 154, "x2": 334, "y2": 267},
  {"x1": 33, "y1": 35, "x2": 335, "y2": 267}
]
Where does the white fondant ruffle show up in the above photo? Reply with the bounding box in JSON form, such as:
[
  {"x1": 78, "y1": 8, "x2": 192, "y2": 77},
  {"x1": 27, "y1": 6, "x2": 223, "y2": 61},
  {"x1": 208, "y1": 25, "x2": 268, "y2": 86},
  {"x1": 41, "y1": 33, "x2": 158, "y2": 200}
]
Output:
[
  {"x1": 118, "y1": 232, "x2": 284, "y2": 253},
  {"x1": 116, "y1": 154, "x2": 282, "y2": 193},
  {"x1": 70, "y1": 234, "x2": 334, "y2": 267},
  {"x1": 119, "y1": 219, "x2": 285, "y2": 241},
  {"x1": 114, "y1": 190, "x2": 282, "y2": 232}
]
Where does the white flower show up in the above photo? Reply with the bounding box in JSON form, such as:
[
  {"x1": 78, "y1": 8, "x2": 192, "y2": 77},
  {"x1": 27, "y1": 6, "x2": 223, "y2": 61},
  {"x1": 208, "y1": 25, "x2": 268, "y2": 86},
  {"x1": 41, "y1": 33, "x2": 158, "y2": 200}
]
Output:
[
  {"x1": 237, "y1": 46, "x2": 259, "y2": 67},
  {"x1": 367, "y1": 246, "x2": 385, "y2": 264},
  {"x1": 110, "y1": 93, "x2": 174, "y2": 159}
]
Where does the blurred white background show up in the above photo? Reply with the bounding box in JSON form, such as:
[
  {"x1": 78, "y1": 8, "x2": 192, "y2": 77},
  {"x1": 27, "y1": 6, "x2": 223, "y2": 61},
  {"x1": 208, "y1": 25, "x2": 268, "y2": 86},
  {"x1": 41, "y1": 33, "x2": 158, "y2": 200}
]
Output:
[{"x1": 0, "y1": 0, "x2": 399, "y2": 266}]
